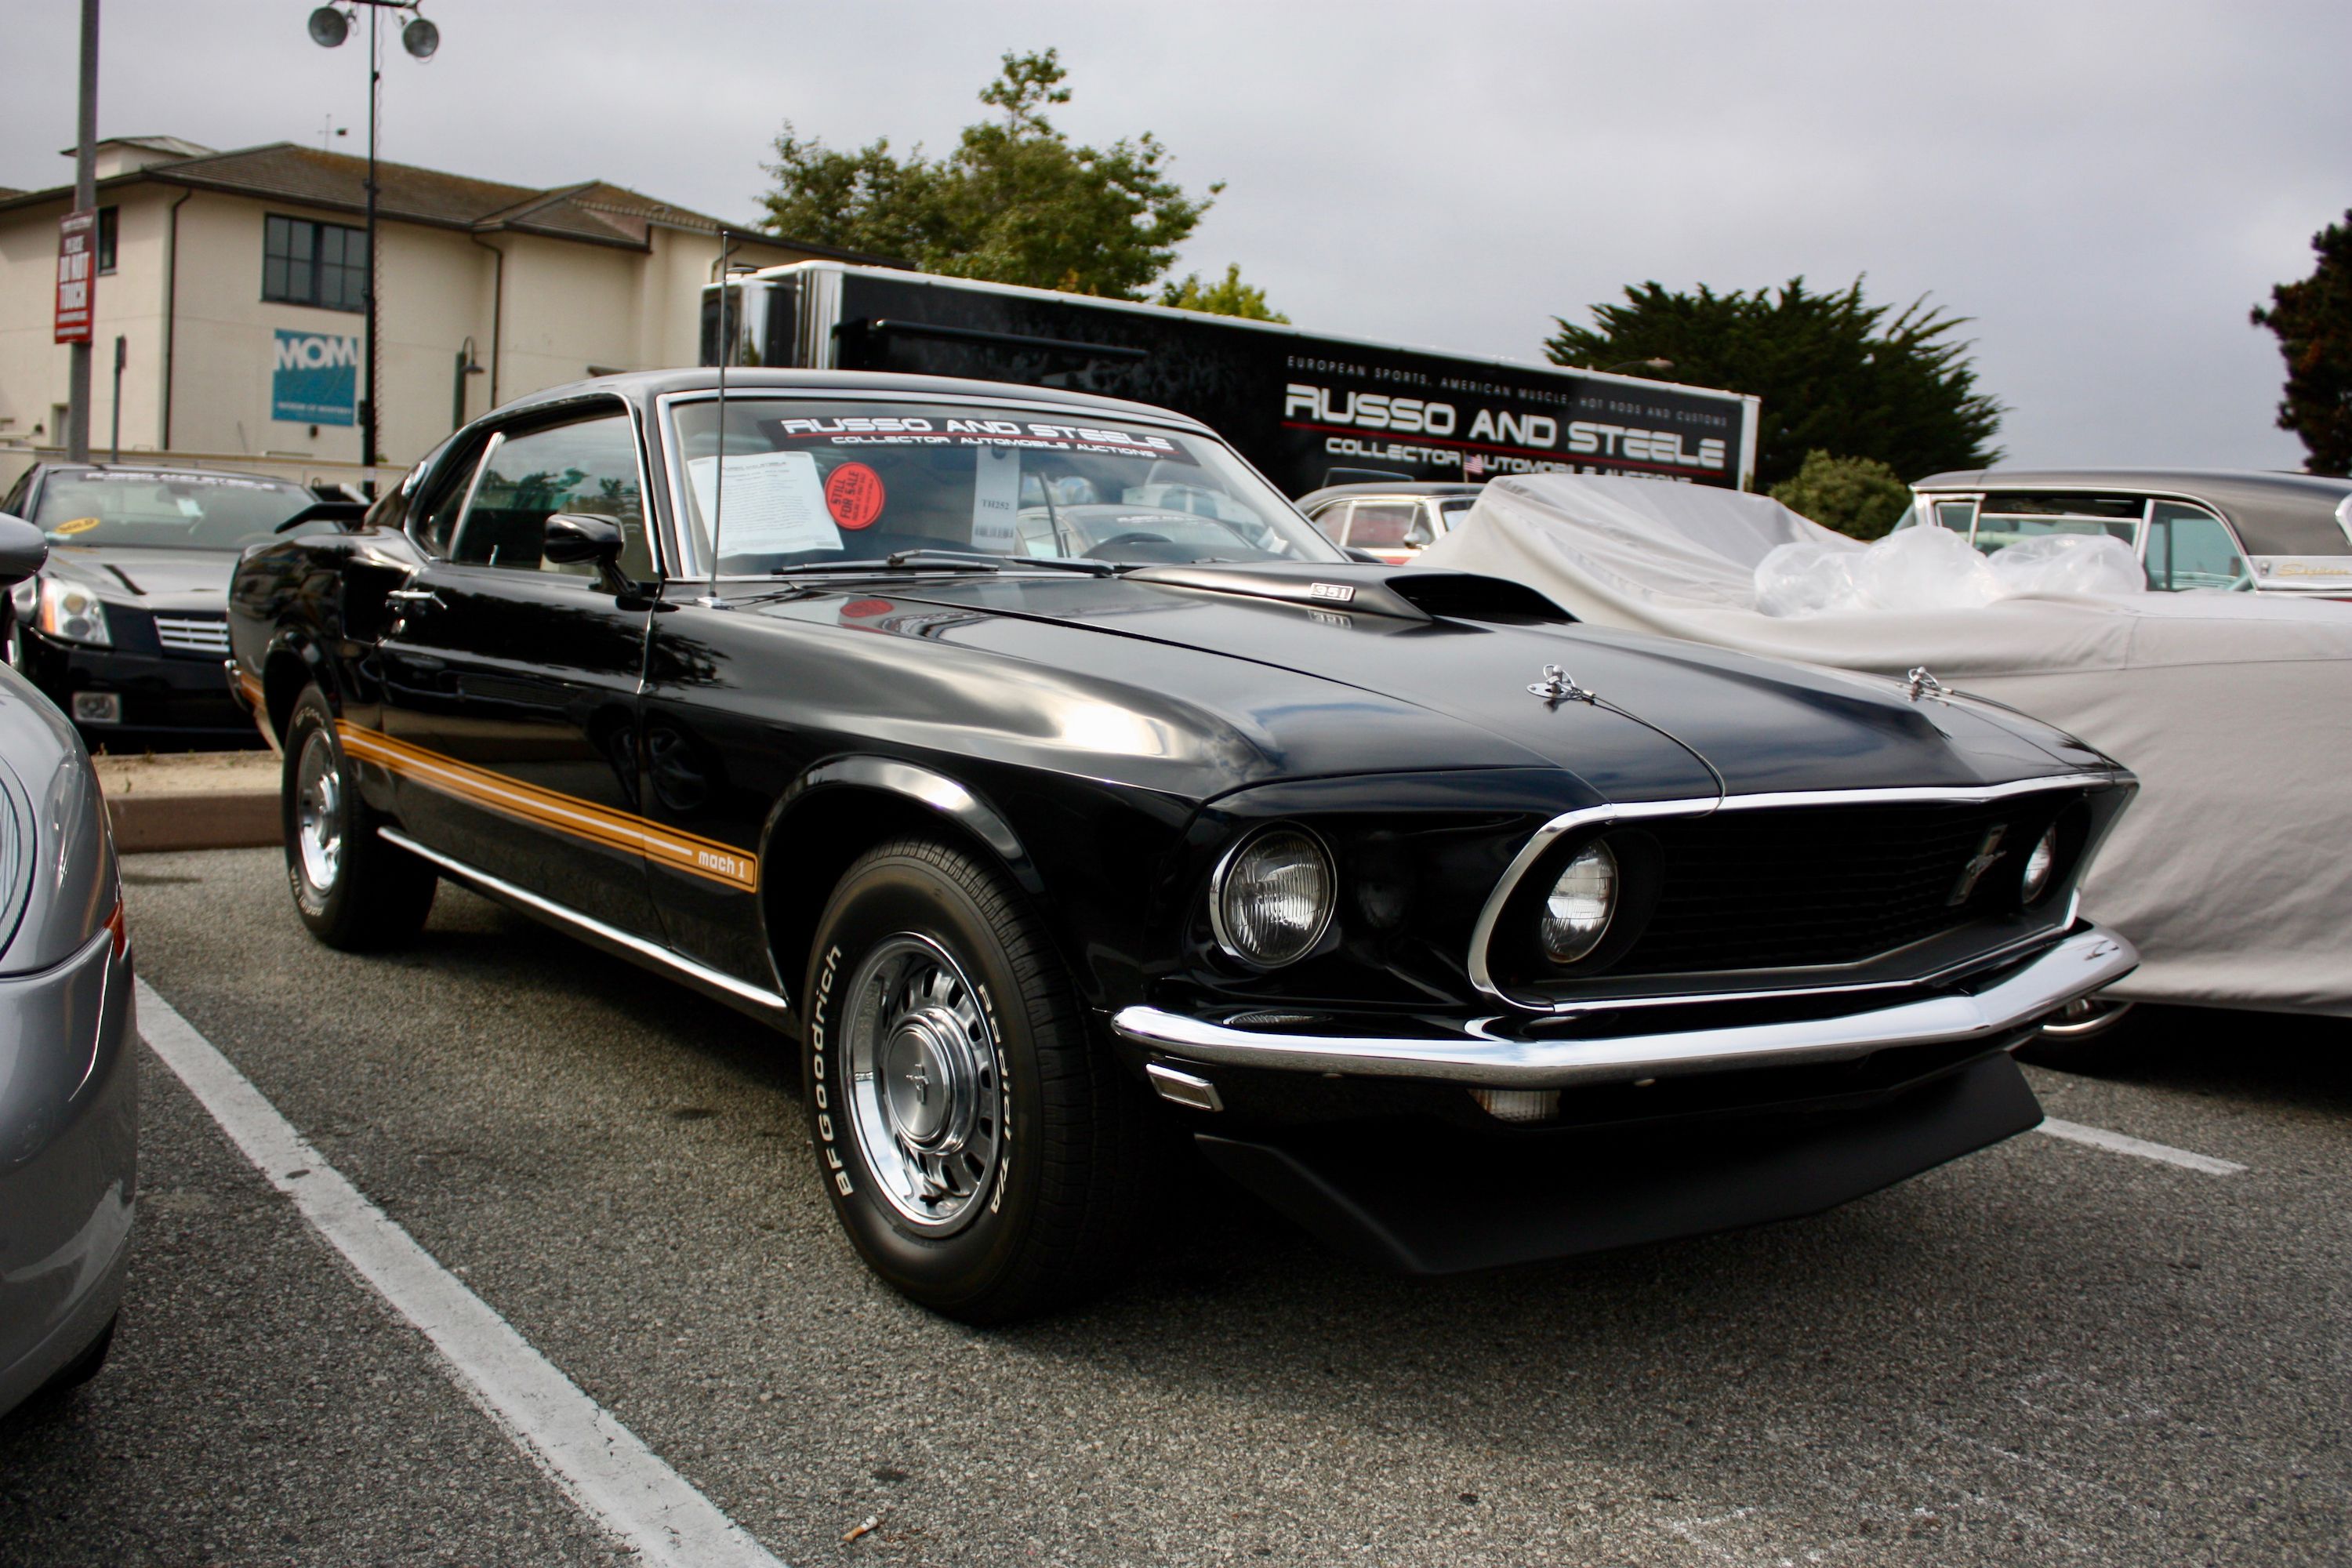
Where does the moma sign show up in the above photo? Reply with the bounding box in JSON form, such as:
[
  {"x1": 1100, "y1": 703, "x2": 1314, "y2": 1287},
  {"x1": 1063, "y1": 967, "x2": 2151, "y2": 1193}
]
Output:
[{"x1": 272, "y1": 329, "x2": 358, "y2": 426}]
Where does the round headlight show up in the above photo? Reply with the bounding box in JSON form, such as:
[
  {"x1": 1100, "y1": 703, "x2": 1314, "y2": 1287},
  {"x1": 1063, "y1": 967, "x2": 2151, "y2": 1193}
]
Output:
[
  {"x1": 1541, "y1": 840, "x2": 1617, "y2": 964},
  {"x1": 1214, "y1": 828, "x2": 1334, "y2": 967},
  {"x1": 2020, "y1": 823, "x2": 2058, "y2": 904}
]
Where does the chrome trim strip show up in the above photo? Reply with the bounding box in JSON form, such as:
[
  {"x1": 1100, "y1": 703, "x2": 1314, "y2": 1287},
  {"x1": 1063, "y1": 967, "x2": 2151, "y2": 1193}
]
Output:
[
  {"x1": 1465, "y1": 773, "x2": 2131, "y2": 1009},
  {"x1": 1116, "y1": 926, "x2": 2136, "y2": 1091},
  {"x1": 379, "y1": 828, "x2": 789, "y2": 1015}
]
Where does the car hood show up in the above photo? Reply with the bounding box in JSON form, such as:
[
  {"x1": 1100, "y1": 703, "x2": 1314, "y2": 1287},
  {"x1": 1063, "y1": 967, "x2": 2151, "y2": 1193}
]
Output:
[
  {"x1": 775, "y1": 566, "x2": 2094, "y2": 802},
  {"x1": 42, "y1": 545, "x2": 237, "y2": 611}
]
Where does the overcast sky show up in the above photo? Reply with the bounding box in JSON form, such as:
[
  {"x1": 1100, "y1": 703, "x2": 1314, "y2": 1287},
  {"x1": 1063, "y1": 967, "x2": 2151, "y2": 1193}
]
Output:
[{"x1": 13, "y1": 1, "x2": 2347, "y2": 470}]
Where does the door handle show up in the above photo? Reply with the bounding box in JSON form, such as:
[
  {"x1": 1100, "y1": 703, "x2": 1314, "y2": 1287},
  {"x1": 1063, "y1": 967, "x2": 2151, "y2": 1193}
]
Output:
[{"x1": 386, "y1": 586, "x2": 445, "y2": 610}]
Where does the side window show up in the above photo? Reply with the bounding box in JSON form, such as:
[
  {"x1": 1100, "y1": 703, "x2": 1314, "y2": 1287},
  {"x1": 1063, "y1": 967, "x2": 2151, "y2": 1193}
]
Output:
[
  {"x1": 2144, "y1": 502, "x2": 2252, "y2": 591},
  {"x1": 410, "y1": 445, "x2": 487, "y2": 557},
  {"x1": 1935, "y1": 500, "x2": 1977, "y2": 535},
  {"x1": 1407, "y1": 503, "x2": 1439, "y2": 547},
  {"x1": 0, "y1": 470, "x2": 30, "y2": 519},
  {"x1": 450, "y1": 413, "x2": 650, "y2": 579},
  {"x1": 1307, "y1": 501, "x2": 1351, "y2": 548}
]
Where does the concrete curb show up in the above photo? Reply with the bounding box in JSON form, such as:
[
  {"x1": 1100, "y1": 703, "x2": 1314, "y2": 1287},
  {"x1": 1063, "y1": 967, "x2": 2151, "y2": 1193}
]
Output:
[{"x1": 94, "y1": 753, "x2": 280, "y2": 855}]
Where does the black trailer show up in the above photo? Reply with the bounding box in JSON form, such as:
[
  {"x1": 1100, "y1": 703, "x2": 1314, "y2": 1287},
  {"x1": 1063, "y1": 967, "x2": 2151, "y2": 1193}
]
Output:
[{"x1": 701, "y1": 263, "x2": 1759, "y2": 497}]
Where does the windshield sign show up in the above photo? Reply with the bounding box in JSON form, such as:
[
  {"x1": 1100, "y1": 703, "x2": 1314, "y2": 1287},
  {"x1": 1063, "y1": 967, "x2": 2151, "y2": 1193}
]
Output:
[{"x1": 668, "y1": 399, "x2": 1340, "y2": 574}]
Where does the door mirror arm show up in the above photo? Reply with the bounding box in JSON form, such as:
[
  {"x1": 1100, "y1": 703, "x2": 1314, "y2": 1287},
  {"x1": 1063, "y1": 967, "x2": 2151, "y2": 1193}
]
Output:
[{"x1": 543, "y1": 513, "x2": 634, "y2": 597}]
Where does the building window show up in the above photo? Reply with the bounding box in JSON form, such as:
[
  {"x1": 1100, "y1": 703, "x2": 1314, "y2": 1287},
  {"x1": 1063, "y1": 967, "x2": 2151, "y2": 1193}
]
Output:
[
  {"x1": 263, "y1": 214, "x2": 367, "y2": 312},
  {"x1": 96, "y1": 205, "x2": 118, "y2": 274}
]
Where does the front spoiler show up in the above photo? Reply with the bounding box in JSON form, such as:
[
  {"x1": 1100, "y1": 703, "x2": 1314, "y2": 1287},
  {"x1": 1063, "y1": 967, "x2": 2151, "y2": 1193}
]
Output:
[
  {"x1": 1197, "y1": 1050, "x2": 2042, "y2": 1274},
  {"x1": 1112, "y1": 925, "x2": 2136, "y2": 1091}
]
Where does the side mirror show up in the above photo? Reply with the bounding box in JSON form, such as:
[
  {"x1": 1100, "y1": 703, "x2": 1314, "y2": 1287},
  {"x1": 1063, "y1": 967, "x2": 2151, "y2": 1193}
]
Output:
[
  {"x1": 543, "y1": 512, "x2": 631, "y2": 594},
  {"x1": 0, "y1": 514, "x2": 49, "y2": 588}
]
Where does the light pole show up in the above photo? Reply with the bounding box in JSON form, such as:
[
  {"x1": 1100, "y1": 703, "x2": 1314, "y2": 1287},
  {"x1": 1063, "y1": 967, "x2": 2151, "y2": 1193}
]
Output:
[
  {"x1": 305, "y1": 2, "x2": 440, "y2": 486},
  {"x1": 65, "y1": 0, "x2": 99, "y2": 464},
  {"x1": 452, "y1": 336, "x2": 483, "y2": 433}
]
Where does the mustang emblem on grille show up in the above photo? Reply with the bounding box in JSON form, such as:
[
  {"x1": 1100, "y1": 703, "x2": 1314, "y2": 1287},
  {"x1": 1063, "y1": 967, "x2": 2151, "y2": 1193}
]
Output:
[
  {"x1": 1528, "y1": 665, "x2": 1596, "y2": 706},
  {"x1": 1947, "y1": 824, "x2": 2010, "y2": 906}
]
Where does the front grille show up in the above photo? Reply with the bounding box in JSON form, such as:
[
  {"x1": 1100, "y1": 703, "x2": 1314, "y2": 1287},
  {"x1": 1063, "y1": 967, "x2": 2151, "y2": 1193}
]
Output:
[
  {"x1": 153, "y1": 615, "x2": 230, "y2": 657},
  {"x1": 1617, "y1": 797, "x2": 2074, "y2": 975}
]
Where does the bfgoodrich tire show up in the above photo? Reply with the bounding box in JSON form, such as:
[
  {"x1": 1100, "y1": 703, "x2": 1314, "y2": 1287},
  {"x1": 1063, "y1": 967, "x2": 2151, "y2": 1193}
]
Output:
[
  {"x1": 281, "y1": 687, "x2": 436, "y2": 950},
  {"x1": 803, "y1": 837, "x2": 1149, "y2": 1323}
]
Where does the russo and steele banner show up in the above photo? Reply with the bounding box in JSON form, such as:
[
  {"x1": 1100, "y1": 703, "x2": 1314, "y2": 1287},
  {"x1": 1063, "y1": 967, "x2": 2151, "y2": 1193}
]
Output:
[{"x1": 271, "y1": 329, "x2": 358, "y2": 426}]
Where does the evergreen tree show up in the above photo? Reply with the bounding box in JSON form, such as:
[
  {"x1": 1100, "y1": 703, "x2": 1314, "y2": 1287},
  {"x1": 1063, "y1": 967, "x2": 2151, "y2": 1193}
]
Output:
[
  {"x1": 2251, "y1": 209, "x2": 2352, "y2": 476},
  {"x1": 1544, "y1": 277, "x2": 2002, "y2": 490}
]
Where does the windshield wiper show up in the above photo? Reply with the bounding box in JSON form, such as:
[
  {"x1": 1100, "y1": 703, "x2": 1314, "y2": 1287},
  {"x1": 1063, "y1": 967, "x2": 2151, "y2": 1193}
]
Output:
[
  {"x1": 768, "y1": 552, "x2": 998, "y2": 578},
  {"x1": 768, "y1": 549, "x2": 1123, "y2": 579}
]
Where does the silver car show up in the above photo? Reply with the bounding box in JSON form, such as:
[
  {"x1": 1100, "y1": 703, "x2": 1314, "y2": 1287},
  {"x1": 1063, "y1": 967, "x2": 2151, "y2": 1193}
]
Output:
[
  {"x1": 1904, "y1": 468, "x2": 2352, "y2": 598},
  {"x1": 0, "y1": 512, "x2": 136, "y2": 1420}
]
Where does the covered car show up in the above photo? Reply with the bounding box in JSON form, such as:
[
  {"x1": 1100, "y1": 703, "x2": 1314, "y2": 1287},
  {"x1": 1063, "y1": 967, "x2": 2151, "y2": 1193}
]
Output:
[{"x1": 1419, "y1": 472, "x2": 2352, "y2": 1017}]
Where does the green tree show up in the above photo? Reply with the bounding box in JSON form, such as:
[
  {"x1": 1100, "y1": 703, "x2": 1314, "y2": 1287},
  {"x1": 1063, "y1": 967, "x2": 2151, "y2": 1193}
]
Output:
[
  {"x1": 1769, "y1": 450, "x2": 1912, "y2": 539},
  {"x1": 1157, "y1": 263, "x2": 1288, "y2": 321},
  {"x1": 1543, "y1": 277, "x2": 2003, "y2": 491},
  {"x1": 2251, "y1": 209, "x2": 2352, "y2": 476},
  {"x1": 761, "y1": 49, "x2": 1220, "y2": 299}
]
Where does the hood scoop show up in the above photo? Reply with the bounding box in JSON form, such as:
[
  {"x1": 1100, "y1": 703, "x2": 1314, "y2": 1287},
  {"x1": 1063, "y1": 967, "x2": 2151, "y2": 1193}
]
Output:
[{"x1": 1124, "y1": 563, "x2": 1571, "y2": 624}]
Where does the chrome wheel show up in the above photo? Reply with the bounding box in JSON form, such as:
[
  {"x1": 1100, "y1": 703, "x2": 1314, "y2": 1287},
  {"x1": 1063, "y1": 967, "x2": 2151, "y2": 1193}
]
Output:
[
  {"x1": 841, "y1": 933, "x2": 1002, "y2": 1233},
  {"x1": 294, "y1": 729, "x2": 343, "y2": 895}
]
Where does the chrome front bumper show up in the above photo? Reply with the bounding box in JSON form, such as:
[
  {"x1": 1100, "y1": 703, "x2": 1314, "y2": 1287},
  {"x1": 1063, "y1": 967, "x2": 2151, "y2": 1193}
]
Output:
[{"x1": 1112, "y1": 925, "x2": 2136, "y2": 1091}]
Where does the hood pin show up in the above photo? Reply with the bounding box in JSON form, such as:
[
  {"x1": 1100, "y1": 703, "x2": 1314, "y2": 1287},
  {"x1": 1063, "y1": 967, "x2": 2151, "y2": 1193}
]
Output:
[
  {"x1": 1529, "y1": 665, "x2": 1596, "y2": 706},
  {"x1": 1904, "y1": 666, "x2": 1949, "y2": 703}
]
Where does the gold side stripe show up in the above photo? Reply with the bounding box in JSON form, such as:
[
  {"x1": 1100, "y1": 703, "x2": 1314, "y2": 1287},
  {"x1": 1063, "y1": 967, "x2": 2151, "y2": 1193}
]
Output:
[
  {"x1": 235, "y1": 670, "x2": 264, "y2": 708},
  {"x1": 336, "y1": 721, "x2": 760, "y2": 892}
]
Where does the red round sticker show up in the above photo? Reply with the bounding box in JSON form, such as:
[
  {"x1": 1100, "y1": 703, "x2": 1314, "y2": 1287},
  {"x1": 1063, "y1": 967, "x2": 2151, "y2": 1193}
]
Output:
[
  {"x1": 841, "y1": 597, "x2": 892, "y2": 619},
  {"x1": 826, "y1": 463, "x2": 886, "y2": 529}
]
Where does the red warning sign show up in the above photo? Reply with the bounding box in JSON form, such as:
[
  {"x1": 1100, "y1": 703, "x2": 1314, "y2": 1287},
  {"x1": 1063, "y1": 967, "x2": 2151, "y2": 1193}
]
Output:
[{"x1": 825, "y1": 463, "x2": 885, "y2": 529}]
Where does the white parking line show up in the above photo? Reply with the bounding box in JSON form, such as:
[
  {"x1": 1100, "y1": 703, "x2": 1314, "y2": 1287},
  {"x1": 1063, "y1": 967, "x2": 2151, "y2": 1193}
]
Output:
[
  {"x1": 2035, "y1": 1116, "x2": 2247, "y2": 1176},
  {"x1": 135, "y1": 979, "x2": 789, "y2": 1568}
]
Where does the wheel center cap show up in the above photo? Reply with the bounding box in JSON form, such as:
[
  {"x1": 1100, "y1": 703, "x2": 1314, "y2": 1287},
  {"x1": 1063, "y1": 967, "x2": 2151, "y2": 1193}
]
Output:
[{"x1": 881, "y1": 1012, "x2": 970, "y2": 1149}]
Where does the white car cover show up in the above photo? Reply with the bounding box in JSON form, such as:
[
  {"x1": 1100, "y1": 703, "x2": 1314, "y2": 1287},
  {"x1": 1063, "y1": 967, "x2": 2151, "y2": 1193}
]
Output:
[{"x1": 1418, "y1": 473, "x2": 2352, "y2": 1015}]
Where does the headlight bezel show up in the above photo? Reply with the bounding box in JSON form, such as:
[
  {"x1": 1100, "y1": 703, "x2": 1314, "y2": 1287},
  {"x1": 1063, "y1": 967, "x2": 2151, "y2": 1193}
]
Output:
[
  {"x1": 33, "y1": 575, "x2": 114, "y2": 647},
  {"x1": 1539, "y1": 839, "x2": 1618, "y2": 964},
  {"x1": 2018, "y1": 822, "x2": 2059, "y2": 906},
  {"x1": 1210, "y1": 823, "x2": 1338, "y2": 970},
  {"x1": 1494, "y1": 827, "x2": 1663, "y2": 985}
]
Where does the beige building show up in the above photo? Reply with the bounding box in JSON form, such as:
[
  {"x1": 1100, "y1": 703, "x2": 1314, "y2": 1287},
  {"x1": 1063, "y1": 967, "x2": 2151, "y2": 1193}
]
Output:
[{"x1": 0, "y1": 136, "x2": 888, "y2": 492}]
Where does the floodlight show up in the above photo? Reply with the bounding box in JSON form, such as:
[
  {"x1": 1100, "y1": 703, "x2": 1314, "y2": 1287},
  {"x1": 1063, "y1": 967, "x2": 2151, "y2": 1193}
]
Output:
[
  {"x1": 401, "y1": 16, "x2": 440, "y2": 60},
  {"x1": 307, "y1": 5, "x2": 350, "y2": 47}
]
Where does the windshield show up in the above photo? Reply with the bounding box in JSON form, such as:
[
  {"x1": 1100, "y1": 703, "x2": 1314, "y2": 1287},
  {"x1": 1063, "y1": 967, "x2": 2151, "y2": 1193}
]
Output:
[
  {"x1": 33, "y1": 470, "x2": 318, "y2": 550},
  {"x1": 666, "y1": 397, "x2": 1342, "y2": 574}
]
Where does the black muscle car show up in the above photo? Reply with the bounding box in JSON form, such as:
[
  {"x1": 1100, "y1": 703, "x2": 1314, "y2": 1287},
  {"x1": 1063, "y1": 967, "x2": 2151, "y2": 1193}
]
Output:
[{"x1": 225, "y1": 369, "x2": 2138, "y2": 1322}]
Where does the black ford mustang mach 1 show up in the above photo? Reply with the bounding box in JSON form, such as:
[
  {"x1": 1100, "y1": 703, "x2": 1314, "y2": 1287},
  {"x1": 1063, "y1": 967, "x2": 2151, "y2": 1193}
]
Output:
[{"x1": 226, "y1": 369, "x2": 2137, "y2": 1321}]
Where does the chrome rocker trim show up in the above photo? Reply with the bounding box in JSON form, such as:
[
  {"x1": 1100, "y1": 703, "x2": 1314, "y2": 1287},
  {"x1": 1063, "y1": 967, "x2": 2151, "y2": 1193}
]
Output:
[
  {"x1": 1114, "y1": 925, "x2": 2136, "y2": 1091},
  {"x1": 1465, "y1": 772, "x2": 2134, "y2": 1010},
  {"x1": 379, "y1": 828, "x2": 791, "y2": 1019}
]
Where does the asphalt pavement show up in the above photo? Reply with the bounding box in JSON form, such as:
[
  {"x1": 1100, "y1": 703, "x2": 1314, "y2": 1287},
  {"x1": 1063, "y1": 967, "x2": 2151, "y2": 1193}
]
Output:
[{"x1": 2, "y1": 847, "x2": 2345, "y2": 1566}]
